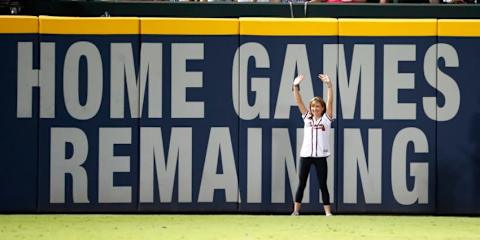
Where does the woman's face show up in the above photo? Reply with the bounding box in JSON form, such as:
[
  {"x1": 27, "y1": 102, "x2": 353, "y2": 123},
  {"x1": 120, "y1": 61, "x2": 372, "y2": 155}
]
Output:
[{"x1": 310, "y1": 101, "x2": 323, "y2": 118}]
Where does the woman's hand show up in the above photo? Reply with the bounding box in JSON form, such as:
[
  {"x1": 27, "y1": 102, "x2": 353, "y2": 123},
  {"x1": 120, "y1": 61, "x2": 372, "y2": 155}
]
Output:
[
  {"x1": 318, "y1": 74, "x2": 332, "y2": 88},
  {"x1": 293, "y1": 74, "x2": 304, "y2": 86},
  {"x1": 292, "y1": 74, "x2": 307, "y2": 114}
]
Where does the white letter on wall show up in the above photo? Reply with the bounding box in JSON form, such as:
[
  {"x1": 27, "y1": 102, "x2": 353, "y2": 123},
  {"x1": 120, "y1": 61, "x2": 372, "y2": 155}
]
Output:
[
  {"x1": 140, "y1": 127, "x2": 192, "y2": 203},
  {"x1": 336, "y1": 44, "x2": 375, "y2": 120},
  {"x1": 232, "y1": 42, "x2": 270, "y2": 120},
  {"x1": 391, "y1": 127, "x2": 429, "y2": 205},
  {"x1": 171, "y1": 43, "x2": 204, "y2": 118},
  {"x1": 343, "y1": 128, "x2": 382, "y2": 204},
  {"x1": 274, "y1": 44, "x2": 313, "y2": 119},
  {"x1": 98, "y1": 128, "x2": 132, "y2": 203},
  {"x1": 17, "y1": 42, "x2": 55, "y2": 118},
  {"x1": 198, "y1": 128, "x2": 238, "y2": 202},
  {"x1": 63, "y1": 41, "x2": 103, "y2": 120},
  {"x1": 423, "y1": 43, "x2": 460, "y2": 121},
  {"x1": 50, "y1": 127, "x2": 89, "y2": 203},
  {"x1": 383, "y1": 44, "x2": 416, "y2": 120},
  {"x1": 271, "y1": 128, "x2": 301, "y2": 203}
]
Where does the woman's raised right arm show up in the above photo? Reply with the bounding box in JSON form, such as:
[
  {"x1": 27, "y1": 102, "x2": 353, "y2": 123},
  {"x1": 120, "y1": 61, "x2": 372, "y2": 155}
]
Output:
[{"x1": 293, "y1": 74, "x2": 307, "y2": 115}]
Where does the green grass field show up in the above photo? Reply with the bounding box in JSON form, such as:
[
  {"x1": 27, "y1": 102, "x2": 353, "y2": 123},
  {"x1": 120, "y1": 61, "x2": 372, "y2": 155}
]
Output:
[{"x1": 1, "y1": 214, "x2": 479, "y2": 240}]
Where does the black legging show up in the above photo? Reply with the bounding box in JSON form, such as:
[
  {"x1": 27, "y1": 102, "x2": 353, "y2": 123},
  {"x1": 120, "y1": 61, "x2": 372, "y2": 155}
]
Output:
[{"x1": 295, "y1": 157, "x2": 330, "y2": 205}]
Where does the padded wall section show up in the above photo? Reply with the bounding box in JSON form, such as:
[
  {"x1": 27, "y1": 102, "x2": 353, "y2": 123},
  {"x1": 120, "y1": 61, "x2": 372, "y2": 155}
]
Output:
[
  {"x1": 238, "y1": 18, "x2": 338, "y2": 213},
  {"x1": 337, "y1": 19, "x2": 437, "y2": 214},
  {"x1": 1, "y1": 16, "x2": 479, "y2": 215},
  {"x1": 0, "y1": 16, "x2": 39, "y2": 212},
  {"x1": 138, "y1": 18, "x2": 240, "y2": 212},
  {"x1": 436, "y1": 20, "x2": 480, "y2": 215},
  {"x1": 37, "y1": 16, "x2": 140, "y2": 212}
]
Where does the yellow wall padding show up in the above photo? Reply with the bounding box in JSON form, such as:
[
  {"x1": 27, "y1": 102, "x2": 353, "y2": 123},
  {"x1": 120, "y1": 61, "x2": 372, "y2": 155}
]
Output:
[
  {"x1": 141, "y1": 18, "x2": 239, "y2": 35},
  {"x1": 39, "y1": 16, "x2": 139, "y2": 35},
  {"x1": 240, "y1": 18, "x2": 337, "y2": 36},
  {"x1": 0, "y1": 16, "x2": 38, "y2": 34},
  {"x1": 438, "y1": 19, "x2": 480, "y2": 37},
  {"x1": 339, "y1": 19, "x2": 437, "y2": 37}
]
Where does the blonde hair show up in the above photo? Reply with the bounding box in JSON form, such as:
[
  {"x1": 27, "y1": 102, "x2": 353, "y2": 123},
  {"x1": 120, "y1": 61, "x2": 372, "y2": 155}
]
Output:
[{"x1": 309, "y1": 96, "x2": 326, "y2": 116}]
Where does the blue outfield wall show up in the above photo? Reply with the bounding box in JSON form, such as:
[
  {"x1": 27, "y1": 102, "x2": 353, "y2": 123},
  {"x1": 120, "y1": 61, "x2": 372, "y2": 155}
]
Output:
[
  {"x1": 0, "y1": 16, "x2": 479, "y2": 214},
  {"x1": 436, "y1": 20, "x2": 480, "y2": 215},
  {"x1": 138, "y1": 18, "x2": 241, "y2": 212},
  {"x1": 36, "y1": 16, "x2": 141, "y2": 212},
  {"x1": 0, "y1": 16, "x2": 39, "y2": 212},
  {"x1": 337, "y1": 19, "x2": 438, "y2": 214},
  {"x1": 237, "y1": 18, "x2": 338, "y2": 214}
]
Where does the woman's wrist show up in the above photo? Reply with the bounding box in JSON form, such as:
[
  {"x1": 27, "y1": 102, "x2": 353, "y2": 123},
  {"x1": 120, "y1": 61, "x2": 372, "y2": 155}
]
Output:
[{"x1": 292, "y1": 84, "x2": 300, "y2": 91}]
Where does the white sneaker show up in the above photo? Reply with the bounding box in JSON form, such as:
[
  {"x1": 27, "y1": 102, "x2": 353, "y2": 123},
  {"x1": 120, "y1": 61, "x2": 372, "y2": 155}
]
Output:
[
  {"x1": 326, "y1": 213, "x2": 333, "y2": 217},
  {"x1": 291, "y1": 211, "x2": 299, "y2": 216}
]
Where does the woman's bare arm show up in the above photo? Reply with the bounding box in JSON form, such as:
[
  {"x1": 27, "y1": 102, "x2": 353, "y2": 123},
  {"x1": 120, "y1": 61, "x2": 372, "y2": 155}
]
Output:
[
  {"x1": 293, "y1": 74, "x2": 307, "y2": 115},
  {"x1": 319, "y1": 74, "x2": 333, "y2": 119}
]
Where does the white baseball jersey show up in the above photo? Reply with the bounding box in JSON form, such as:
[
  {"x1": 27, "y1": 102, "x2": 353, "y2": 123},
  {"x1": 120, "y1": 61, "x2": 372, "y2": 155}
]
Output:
[{"x1": 299, "y1": 111, "x2": 332, "y2": 158}]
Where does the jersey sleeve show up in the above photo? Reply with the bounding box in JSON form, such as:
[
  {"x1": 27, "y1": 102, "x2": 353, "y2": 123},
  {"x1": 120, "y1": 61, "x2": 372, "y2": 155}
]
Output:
[
  {"x1": 302, "y1": 111, "x2": 312, "y2": 120},
  {"x1": 323, "y1": 113, "x2": 333, "y2": 127}
]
